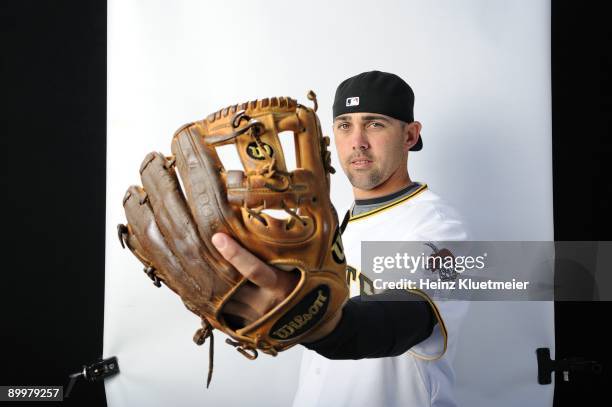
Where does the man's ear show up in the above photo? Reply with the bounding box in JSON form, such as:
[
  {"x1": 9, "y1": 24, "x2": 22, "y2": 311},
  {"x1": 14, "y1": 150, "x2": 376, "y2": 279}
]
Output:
[{"x1": 403, "y1": 121, "x2": 422, "y2": 151}]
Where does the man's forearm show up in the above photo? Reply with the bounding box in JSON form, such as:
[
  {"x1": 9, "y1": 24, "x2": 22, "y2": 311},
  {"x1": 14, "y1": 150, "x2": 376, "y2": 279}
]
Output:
[{"x1": 302, "y1": 290, "x2": 436, "y2": 359}]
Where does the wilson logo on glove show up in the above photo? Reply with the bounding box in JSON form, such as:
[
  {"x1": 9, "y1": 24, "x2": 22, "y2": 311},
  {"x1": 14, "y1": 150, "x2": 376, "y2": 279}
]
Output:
[
  {"x1": 246, "y1": 141, "x2": 274, "y2": 160},
  {"x1": 270, "y1": 285, "x2": 331, "y2": 340}
]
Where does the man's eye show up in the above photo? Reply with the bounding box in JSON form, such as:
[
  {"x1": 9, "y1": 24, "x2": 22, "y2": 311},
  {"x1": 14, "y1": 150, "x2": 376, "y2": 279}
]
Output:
[
  {"x1": 337, "y1": 123, "x2": 350, "y2": 130},
  {"x1": 368, "y1": 122, "x2": 384, "y2": 128}
]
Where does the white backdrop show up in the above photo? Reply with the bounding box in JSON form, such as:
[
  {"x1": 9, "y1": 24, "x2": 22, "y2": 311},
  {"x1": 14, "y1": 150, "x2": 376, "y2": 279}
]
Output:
[{"x1": 105, "y1": 0, "x2": 554, "y2": 406}]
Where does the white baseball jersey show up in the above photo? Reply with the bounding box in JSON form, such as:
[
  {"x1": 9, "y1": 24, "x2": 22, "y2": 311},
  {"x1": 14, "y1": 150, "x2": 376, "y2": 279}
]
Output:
[{"x1": 293, "y1": 184, "x2": 470, "y2": 407}]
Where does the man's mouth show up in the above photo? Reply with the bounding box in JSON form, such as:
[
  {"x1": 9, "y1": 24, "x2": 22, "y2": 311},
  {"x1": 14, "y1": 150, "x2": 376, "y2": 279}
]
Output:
[{"x1": 350, "y1": 157, "x2": 373, "y2": 168}]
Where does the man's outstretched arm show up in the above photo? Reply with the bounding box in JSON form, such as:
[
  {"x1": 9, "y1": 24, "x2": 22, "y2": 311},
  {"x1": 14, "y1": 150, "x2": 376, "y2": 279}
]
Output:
[{"x1": 212, "y1": 233, "x2": 436, "y2": 359}]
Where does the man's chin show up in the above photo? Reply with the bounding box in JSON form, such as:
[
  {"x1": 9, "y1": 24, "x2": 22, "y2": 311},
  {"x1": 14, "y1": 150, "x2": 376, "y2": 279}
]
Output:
[{"x1": 347, "y1": 176, "x2": 380, "y2": 191}]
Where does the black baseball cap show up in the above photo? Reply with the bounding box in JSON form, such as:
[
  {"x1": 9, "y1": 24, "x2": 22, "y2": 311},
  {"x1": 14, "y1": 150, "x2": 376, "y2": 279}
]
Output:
[{"x1": 333, "y1": 70, "x2": 422, "y2": 151}]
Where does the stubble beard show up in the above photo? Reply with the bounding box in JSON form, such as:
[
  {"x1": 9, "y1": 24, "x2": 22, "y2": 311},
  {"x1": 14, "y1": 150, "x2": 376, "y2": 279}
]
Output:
[{"x1": 346, "y1": 167, "x2": 384, "y2": 190}]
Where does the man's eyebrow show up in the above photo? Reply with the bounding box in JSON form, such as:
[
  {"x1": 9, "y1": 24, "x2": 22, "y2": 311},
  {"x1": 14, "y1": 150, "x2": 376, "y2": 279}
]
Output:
[
  {"x1": 361, "y1": 115, "x2": 391, "y2": 122},
  {"x1": 334, "y1": 115, "x2": 352, "y2": 122},
  {"x1": 334, "y1": 115, "x2": 392, "y2": 123}
]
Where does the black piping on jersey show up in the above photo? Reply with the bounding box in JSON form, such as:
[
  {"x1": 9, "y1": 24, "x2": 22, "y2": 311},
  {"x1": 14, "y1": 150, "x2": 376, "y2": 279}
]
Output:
[{"x1": 339, "y1": 183, "x2": 429, "y2": 234}]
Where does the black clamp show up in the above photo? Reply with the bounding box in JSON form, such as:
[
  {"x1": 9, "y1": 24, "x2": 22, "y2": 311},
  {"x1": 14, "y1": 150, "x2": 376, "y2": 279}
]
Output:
[
  {"x1": 65, "y1": 356, "x2": 120, "y2": 398},
  {"x1": 536, "y1": 348, "x2": 602, "y2": 384}
]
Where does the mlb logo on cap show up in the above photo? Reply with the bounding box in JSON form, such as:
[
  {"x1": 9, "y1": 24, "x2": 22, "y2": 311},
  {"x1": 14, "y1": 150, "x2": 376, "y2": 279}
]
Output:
[{"x1": 346, "y1": 97, "x2": 360, "y2": 107}]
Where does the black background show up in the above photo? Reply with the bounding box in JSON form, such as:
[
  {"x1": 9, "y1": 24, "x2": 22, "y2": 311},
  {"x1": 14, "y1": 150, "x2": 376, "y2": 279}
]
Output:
[
  {"x1": 1, "y1": 1, "x2": 610, "y2": 406},
  {"x1": 551, "y1": 1, "x2": 611, "y2": 405}
]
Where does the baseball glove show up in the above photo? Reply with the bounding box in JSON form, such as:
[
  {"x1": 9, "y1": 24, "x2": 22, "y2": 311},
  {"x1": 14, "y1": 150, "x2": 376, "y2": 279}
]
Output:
[{"x1": 117, "y1": 91, "x2": 348, "y2": 385}]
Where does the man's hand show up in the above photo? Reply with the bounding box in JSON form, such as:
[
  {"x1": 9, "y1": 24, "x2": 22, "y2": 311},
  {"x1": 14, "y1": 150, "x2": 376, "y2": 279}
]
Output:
[
  {"x1": 211, "y1": 233, "x2": 299, "y2": 325},
  {"x1": 212, "y1": 232, "x2": 342, "y2": 342}
]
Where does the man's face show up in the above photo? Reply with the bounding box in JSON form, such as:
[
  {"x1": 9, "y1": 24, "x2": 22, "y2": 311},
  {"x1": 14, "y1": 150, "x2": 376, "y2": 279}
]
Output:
[{"x1": 333, "y1": 112, "x2": 414, "y2": 191}]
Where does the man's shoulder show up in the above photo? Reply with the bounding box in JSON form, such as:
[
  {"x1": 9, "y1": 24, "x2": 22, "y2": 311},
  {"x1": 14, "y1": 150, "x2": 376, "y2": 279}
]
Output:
[
  {"x1": 398, "y1": 186, "x2": 469, "y2": 240},
  {"x1": 344, "y1": 184, "x2": 470, "y2": 240},
  {"x1": 401, "y1": 186, "x2": 462, "y2": 220}
]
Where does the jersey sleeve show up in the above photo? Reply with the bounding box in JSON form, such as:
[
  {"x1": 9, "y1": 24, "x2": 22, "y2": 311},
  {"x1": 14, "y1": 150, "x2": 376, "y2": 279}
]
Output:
[
  {"x1": 302, "y1": 290, "x2": 437, "y2": 359},
  {"x1": 403, "y1": 200, "x2": 471, "y2": 361}
]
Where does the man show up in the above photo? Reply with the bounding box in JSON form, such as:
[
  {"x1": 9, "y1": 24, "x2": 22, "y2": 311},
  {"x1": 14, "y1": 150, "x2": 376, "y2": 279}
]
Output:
[{"x1": 211, "y1": 71, "x2": 469, "y2": 406}]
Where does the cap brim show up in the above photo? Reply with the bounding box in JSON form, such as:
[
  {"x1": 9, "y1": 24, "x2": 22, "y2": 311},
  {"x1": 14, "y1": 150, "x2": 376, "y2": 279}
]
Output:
[{"x1": 410, "y1": 134, "x2": 423, "y2": 151}]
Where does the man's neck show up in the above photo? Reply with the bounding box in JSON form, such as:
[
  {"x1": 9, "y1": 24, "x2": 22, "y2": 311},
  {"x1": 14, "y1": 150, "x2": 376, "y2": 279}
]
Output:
[
  {"x1": 351, "y1": 182, "x2": 421, "y2": 217},
  {"x1": 353, "y1": 174, "x2": 413, "y2": 200}
]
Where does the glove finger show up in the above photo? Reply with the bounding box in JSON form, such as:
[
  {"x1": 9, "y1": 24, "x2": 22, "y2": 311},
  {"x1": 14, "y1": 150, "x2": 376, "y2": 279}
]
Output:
[
  {"x1": 294, "y1": 106, "x2": 328, "y2": 182},
  {"x1": 118, "y1": 221, "x2": 152, "y2": 267},
  {"x1": 171, "y1": 126, "x2": 242, "y2": 282},
  {"x1": 139, "y1": 151, "x2": 232, "y2": 301},
  {"x1": 123, "y1": 185, "x2": 210, "y2": 312}
]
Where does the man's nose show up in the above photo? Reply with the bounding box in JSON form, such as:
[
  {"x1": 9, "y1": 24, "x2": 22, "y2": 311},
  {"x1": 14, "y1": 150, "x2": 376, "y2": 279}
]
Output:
[{"x1": 350, "y1": 127, "x2": 369, "y2": 150}]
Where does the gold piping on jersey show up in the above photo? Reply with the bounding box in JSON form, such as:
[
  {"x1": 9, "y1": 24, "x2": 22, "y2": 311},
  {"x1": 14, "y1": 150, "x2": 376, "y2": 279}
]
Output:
[
  {"x1": 348, "y1": 184, "x2": 429, "y2": 223},
  {"x1": 405, "y1": 288, "x2": 448, "y2": 361}
]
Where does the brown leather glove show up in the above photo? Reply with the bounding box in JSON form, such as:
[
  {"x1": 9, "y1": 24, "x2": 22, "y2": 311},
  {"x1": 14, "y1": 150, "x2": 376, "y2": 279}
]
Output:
[{"x1": 117, "y1": 92, "x2": 348, "y2": 385}]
